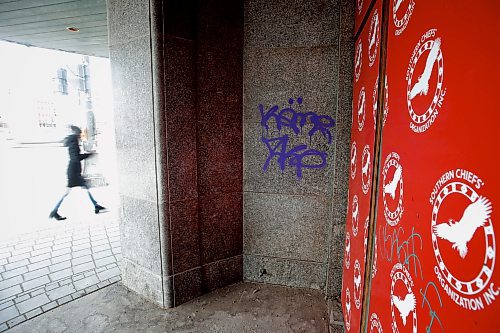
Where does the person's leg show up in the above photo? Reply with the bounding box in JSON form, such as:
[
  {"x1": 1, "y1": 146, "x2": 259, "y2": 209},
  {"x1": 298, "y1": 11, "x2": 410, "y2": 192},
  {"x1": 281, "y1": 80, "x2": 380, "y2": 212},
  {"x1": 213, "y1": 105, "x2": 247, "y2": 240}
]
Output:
[
  {"x1": 83, "y1": 185, "x2": 98, "y2": 206},
  {"x1": 49, "y1": 189, "x2": 69, "y2": 220},
  {"x1": 82, "y1": 185, "x2": 106, "y2": 213}
]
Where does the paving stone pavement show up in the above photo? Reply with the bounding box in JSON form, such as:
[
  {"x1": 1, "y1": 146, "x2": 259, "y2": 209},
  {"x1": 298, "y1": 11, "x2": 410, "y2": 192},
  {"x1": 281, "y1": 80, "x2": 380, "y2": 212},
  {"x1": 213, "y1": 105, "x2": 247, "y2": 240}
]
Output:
[{"x1": 0, "y1": 220, "x2": 121, "y2": 332}]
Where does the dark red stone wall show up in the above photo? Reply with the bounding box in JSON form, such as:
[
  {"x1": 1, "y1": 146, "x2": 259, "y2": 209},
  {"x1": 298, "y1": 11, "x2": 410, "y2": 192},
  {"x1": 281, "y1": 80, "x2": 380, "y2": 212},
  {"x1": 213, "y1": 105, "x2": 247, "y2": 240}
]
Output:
[{"x1": 161, "y1": 0, "x2": 243, "y2": 305}]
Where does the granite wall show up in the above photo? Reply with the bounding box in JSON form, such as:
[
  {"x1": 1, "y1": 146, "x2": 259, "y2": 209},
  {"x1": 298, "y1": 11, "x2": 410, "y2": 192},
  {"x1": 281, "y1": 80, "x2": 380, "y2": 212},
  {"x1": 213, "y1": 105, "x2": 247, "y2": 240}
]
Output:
[
  {"x1": 243, "y1": 0, "x2": 353, "y2": 295},
  {"x1": 108, "y1": 0, "x2": 243, "y2": 307},
  {"x1": 109, "y1": 0, "x2": 351, "y2": 311}
]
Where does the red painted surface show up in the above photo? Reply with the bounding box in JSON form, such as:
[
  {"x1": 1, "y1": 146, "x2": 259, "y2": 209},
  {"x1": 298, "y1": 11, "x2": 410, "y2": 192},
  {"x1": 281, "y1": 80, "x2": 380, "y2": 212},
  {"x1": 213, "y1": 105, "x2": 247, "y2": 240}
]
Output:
[
  {"x1": 361, "y1": 1, "x2": 500, "y2": 332},
  {"x1": 342, "y1": 1, "x2": 382, "y2": 332},
  {"x1": 354, "y1": 0, "x2": 373, "y2": 36}
]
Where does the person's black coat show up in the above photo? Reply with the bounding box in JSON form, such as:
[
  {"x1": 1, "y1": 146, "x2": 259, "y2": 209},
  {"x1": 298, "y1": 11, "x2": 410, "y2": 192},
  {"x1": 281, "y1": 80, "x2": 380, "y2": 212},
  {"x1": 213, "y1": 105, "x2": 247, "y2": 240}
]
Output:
[{"x1": 64, "y1": 134, "x2": 92, "y2": 188}]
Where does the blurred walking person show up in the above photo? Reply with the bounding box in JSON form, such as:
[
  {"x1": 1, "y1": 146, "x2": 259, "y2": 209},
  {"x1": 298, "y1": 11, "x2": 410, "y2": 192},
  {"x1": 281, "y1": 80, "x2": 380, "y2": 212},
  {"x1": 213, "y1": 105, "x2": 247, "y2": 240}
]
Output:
[{"x1": 49, "y1": 125, "x2": 106, "y2": 220}]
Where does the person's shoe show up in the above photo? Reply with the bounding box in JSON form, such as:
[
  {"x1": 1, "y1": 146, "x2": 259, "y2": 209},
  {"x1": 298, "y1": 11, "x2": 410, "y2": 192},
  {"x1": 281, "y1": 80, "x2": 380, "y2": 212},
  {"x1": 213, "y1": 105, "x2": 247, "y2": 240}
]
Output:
[
  {"x1": 94, "y1": 204, "x2": 107, "y2": 214},
  {"x1": 49, "y1": 211, "x2": 67, "y2": 221}
]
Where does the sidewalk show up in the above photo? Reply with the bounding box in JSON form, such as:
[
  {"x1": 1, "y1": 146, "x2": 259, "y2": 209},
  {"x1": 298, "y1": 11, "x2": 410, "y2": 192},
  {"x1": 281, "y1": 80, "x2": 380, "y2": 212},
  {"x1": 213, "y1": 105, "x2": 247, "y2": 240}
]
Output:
[
  {"x1": 0, "y1": 219, "x2": 121, "y2": 332},
  {"x1": 6, "y1": 282, "x2": 330, "y2": 333}
]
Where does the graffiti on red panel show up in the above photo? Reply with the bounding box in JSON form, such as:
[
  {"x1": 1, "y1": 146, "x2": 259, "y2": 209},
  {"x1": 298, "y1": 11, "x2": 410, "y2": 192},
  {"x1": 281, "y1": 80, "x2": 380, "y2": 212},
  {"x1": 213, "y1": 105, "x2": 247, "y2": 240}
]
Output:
[
  {"x1": 430, "y1": 169, "x2": 499, "y2": 311},
  {"x1": 380, "y1": 224, "x2": 423, "y2": 280}
]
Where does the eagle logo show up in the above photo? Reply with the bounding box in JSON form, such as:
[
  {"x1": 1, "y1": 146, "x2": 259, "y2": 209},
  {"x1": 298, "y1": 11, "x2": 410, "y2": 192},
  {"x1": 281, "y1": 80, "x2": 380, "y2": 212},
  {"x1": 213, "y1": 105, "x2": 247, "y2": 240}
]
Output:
[
  {"x1": 368, "y1": 10, "x2": 380, "y2": 66},
  {"x1": 345, "y1": 232, "x2": 351, "y2": 269},
  {"x1": 354, "y1": 259, "x2": 362, "y2": 309},
  {"x1": 358, "y1": 87, "x2": 366, "y2": 131},
  {"x1": 345, "y1": 288, "x2": 352, "y2": 331},
  {"x1": 384, "y1": 165, "x2": 402, "y2": 200},
  {"x1": 392, "y1": 292, "x2": 416, "y2": 326},
  {"x1": 351, "y1": 142, "x2": 357, "y2": 179},
  {"x1": 433, "y1": 196, "x2": 492, "y2": 258},
  {"x1": 382, "y1": 152, "x2": 404, "y2": 226},
  {"x1": 362, "y1": 145, "x2": 371, "y2": 194},
  {"x1": 352, "y1": 195, "x2": 359, "y2": 236},
  {"x1": 355, "y1": 41, "x2": 362, "y2": 82},
  {"x1": 410, "y1": 38, "x2": 441, "y2": 100},
  {"x1": 362, "y1": 149, "x2": 371, "y2": 180}
]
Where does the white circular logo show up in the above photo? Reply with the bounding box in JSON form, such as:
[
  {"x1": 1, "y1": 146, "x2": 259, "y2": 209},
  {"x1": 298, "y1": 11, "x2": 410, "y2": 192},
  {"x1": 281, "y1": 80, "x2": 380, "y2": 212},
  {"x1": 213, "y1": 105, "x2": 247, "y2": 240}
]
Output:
[
  {"x1": 345, "y1": 231, "x2": 351, "y2": 269},
  {"x1": 363, "y1": 216, "x2": 370, "y2": 261},
  {"x1": 382, "y1": 152, "x2": 404, "y2": 226},
  {"x1": 373, "y1": 75, "x2": 379, "y2": 131},
  {"x1": 373, "y1": 75, "x2": 389, "y2": 130},
  {"x1": 351, "y1": 141, "x2": 357, "y2": 180},
  {"x1": 358, "y1": 87, "x2": 366, "y2": 131},
  {"x1": 362, "y1": 145, "x2": 371, "y2": 195},
  {"x1": 372, "y1": 234, "x2": 378, "y2": 278},
  {"x1": 354, "y1": 259, "x2": 362, "y2": 309},
  {"x1": 357, "y1": 0, "x2": 364, "y2": 14},
  {"x1": 391, "y1": 263, "x2": 417, "y2": 333},
  {"x1": 345, "y1": 288, "x2": 352, "y2": 331},
  {"x1": 355, "y1": 41, "x2": 363, "y2": 82},
  {"x1": 393, "y1": 0, "x2": 415, "y2": 36},
  {"x1": 370, "y1": 312, "x2": 383, "y2": 333},
  {"x1": 368, "y1": 9, "x2": 380, "y2": 67},
  {"x1": 352, "y1": 195, "x2": 359, "y2": 237},
  {"x1": 383, "y1": 75, "x2": 389, "y2": 127},
  {"x1": 406, "y1": 29, "x2": 446, "y2": 133},
  {"x1": 431, "y1": 170, "x2": 496, "y2": 307}
]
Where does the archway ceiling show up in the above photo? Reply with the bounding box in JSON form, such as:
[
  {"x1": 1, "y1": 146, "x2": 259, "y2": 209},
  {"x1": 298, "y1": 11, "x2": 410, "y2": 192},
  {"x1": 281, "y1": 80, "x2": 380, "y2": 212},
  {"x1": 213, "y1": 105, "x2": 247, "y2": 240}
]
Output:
[{"x1": 0, "y1": 0, "x2": 108, "y2": 57}]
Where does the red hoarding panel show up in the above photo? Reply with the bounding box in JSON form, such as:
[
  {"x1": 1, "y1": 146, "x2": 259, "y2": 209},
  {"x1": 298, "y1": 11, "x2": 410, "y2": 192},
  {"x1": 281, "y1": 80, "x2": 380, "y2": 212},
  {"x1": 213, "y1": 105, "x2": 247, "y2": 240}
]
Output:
[
  {"x1": 355, "y1": 0, "x2": 373, "y2": 36},
  {"x1": 342, "y1": 1, "x2": 382, "y2": 332},
  {"x1": 367, "y1": 1, "x2": 500, "y2": 332}
]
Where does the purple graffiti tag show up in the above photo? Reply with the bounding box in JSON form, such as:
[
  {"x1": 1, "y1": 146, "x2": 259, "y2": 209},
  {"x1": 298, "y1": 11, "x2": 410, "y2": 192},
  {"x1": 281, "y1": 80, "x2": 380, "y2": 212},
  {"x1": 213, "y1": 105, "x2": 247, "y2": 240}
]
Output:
[
  {"x1": 261, "y1": 135, "x2": 327, "y2": 179},
  {"x1": 259, "y1": 97, "x2": 334, "y2": 179},
  {"x1": 299, "y1": 112, "x2": 336, "y2": 144},
  {"x1": 259, "y1": 98, "x2": 335, "y2": 143}
]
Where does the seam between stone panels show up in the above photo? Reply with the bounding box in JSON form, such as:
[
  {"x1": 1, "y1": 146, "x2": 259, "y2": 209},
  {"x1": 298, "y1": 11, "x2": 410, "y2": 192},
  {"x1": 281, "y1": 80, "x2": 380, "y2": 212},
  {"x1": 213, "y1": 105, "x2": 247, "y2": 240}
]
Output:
[
  {"x1": 246, "y1": 44, "x2": 338, "y2": 51},
  {"x1": 200, "y1": 254, "x2": 243, "y2": 268},
  {"x1": 244, "y1": 253, "x2": 326, "y2": 265},
  {"x1": 325, "y1": 0, "x2": 345, "y2": 297},
  {"x1": 242, "y1": 190, "x2": 330, "y2": 198}
]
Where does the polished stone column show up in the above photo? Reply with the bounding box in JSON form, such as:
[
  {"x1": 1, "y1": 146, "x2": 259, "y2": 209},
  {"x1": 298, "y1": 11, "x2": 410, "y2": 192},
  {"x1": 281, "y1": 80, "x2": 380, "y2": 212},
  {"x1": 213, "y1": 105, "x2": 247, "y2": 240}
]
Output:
[{"x1": 107, "y1": 0, "x2": 243, "y2": 307}]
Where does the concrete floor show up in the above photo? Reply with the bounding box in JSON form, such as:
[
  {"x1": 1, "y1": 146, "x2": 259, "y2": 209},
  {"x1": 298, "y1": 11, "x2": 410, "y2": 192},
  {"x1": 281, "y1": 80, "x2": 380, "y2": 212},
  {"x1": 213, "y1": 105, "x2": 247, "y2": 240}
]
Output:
[{"x1": 7, "y1": 282, "x2": 329, "y2": 333}]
